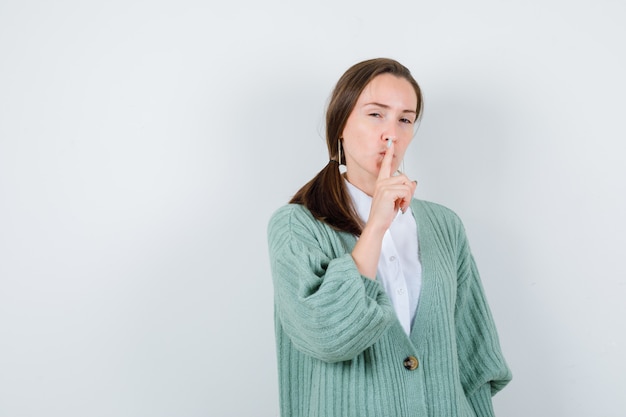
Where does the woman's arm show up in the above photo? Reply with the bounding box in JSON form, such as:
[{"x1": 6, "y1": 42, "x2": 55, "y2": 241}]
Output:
[
  {"x1": 454, "y1": 221, "x2": 512, "y2": 416},
  {"x1": 268, "y1": 205, "x2": 395, "y2": 363}
]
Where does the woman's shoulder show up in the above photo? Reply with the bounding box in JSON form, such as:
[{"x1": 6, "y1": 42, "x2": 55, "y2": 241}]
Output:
[
  {"x1": 267, "y1": 203, "x2": 348, "y2": 255},
  {"x1": 410, "y1": 198, "x2": 468, "y2": 233},
  {"x1": 269, "y1": 203, "x2": 315, "y2": 227},
  {"x1": 267, "y1": 203, "x2": 325, "y2": 240},
  {"x1": 412, "y1": 198, "x2": 462, "y2": 220}
]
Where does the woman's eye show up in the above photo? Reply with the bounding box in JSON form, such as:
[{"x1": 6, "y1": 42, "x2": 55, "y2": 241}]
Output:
[
  {"x1": 400, "y1": 118, "x2": 413, "y2": 124},
  {"x1": 369, "y1": 112, "x2": 382, "y2": 118}
]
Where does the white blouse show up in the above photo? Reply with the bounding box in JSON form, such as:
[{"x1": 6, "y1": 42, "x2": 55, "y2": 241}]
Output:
[{"x1": 345, "y1": 179, "x2": 422, "y2": 336}]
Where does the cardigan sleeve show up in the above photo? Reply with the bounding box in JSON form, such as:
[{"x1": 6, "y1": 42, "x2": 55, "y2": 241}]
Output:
[
  {"x1": 267, "y1": 205, "x2": 395, "y2": 363},
  {"x1": 454, "y1": 219, "x2": 512, "y2": 416}
]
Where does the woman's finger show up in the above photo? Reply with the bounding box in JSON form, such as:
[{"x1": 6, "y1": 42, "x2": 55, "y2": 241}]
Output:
[{"x1": 377, "y1": 140, "x2": 394, "y2": 181}]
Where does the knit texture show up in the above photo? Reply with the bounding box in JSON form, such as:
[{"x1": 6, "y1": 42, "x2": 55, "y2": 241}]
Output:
[{"x1": 268, "y1": 199, "x2": 512, "y2": 417}]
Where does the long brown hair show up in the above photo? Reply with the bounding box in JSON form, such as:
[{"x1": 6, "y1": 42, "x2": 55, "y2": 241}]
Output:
[{"x1": 290, "y1": 58, "x2": 423, "y2": 235}]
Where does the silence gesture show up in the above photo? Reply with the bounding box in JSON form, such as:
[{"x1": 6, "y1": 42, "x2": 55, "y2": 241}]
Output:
[{"x1": 351, "y1": 139, "x2": 417, "y2": 280}]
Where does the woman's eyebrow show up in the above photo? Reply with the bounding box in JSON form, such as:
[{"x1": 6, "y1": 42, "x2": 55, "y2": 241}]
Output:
[{"x1": 364, "y1": 102, "x2": 417, "y2": 114}]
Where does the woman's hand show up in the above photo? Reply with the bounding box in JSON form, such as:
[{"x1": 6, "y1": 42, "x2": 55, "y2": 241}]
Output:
[
  {"x1": 351, "y1": 141, "x2": 417, "y2": 280},
  {"x1": 367, "y1": 141, "x2": 417, "y2": 234}
]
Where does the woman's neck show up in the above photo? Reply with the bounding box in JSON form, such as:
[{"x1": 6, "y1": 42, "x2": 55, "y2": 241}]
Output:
[{"x1": 344, "y1": 172, "x2": 376, "y2": 197}]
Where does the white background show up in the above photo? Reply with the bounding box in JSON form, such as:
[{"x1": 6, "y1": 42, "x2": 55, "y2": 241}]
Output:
[{"x1": 1, "y1": 0, "x2": 625, "y2": 416}]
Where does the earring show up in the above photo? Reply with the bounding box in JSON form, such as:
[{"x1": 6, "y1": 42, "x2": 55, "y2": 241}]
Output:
[{"x1": 338, "y1": 138, "x2": 343, "y2": 165}]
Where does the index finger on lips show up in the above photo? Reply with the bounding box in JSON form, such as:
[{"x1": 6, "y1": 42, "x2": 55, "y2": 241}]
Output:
[{"x1": 378, "y1": 140, "x2": 394, "y2": 181}]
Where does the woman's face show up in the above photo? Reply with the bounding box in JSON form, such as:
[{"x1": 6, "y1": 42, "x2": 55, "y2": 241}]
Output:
[{"x1": 341, "y1": 73, "x2": 418, "y2": 192}]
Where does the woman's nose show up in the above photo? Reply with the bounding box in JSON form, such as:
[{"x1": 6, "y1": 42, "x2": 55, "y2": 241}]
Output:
[{"x1": 383, "y1": 122, "x2": 398, "y2": 140}]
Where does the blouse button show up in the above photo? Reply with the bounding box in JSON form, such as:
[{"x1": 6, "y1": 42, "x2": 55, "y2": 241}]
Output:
[{"x1": 403, "y1": 356, "x2": 419, "y2": 371}]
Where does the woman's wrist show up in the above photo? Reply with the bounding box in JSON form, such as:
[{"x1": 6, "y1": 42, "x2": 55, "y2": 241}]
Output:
[{"x1": 351, "y1": 225, "x2": 385, "y2": 280}]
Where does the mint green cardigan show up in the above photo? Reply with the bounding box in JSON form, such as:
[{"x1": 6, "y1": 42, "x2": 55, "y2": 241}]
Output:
[{"x1": 267, "y1": 199, "x2": 511, "y2": 417}]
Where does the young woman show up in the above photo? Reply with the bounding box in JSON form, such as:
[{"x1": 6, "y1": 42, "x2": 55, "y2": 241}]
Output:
[{"x1": 267, "y1": 58, "x2": 511, "y2": 417}]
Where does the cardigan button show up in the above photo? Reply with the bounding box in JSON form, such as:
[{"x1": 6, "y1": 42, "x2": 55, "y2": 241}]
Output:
[{"x1": 403, "y1": 356, "x2": 419, "y2": 371}]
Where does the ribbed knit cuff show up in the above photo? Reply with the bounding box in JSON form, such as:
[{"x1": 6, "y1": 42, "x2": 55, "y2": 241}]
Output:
[{"x1": 361, "y1": 273, "x2": 384, "y2": 297}]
